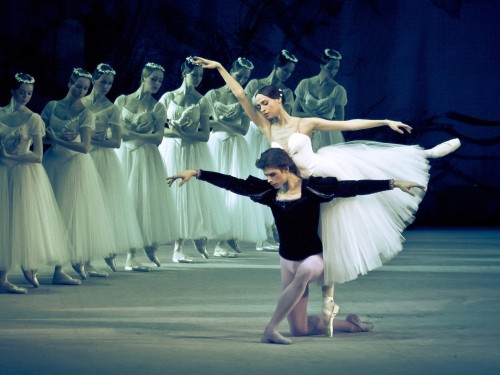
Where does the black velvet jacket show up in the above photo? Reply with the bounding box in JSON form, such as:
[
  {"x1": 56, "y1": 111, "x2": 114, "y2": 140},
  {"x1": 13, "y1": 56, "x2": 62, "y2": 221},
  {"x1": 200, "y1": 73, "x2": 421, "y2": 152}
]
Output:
[{"x1": 198, "y1": 170, "x2": 393, "y2": 261}]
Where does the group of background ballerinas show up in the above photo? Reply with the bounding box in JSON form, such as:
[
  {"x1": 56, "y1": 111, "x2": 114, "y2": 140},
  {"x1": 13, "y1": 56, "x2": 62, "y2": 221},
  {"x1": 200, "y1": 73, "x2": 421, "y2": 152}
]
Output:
[{"x1": 0, "y1": 44, "x2": 460, "y2": 341}]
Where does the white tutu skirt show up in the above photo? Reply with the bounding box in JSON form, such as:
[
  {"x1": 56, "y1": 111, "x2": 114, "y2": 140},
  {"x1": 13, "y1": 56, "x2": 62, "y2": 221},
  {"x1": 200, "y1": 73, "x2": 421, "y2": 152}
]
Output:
[
  {"x1": 43, "y1": 147, "x2": 116, "y2": 263},
  {"x1": 0, "y1": 164, "x2": 11, "y2": 269},
  {"x1": 9, "y1": 163, "x2": 71, "y2": 268},
  {"x1": 116, "y1": 141, "x2": 179, "y2": 245},
  {"x1": 160, "y1": 138, "x2": 228, "y2": 239},
  {"x1": 90, "y1": 146, "x2": 144, "y2": 253},
  {"x1": 314, "y1": 141, "x2": 429, "y2": 284},
  {"x1": 209, "y1": 132, "x2": 267, "y2": 242},
  {"x1": 244, "y1": 123, "x2": 274, "y2": 228},
  {"x1": 311, "y1": 130, "x2": 345, "y2": 151}
]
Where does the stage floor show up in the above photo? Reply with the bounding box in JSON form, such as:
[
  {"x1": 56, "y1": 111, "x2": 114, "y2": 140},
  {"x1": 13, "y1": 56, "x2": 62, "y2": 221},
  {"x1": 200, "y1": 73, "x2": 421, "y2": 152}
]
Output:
[{"x1": 1, "y1": 228, "x2": 499, "y2": 375}]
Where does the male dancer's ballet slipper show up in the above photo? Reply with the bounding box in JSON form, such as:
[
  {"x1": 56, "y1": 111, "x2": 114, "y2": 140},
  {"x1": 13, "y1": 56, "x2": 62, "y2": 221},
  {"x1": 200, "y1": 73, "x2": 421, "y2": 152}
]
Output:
[
  {"x1": 346, "y1": 314, "x2": 374, "y2": 332},
  {"x1": 260, "y1": 331, "x2": 293, "y2": 345}
]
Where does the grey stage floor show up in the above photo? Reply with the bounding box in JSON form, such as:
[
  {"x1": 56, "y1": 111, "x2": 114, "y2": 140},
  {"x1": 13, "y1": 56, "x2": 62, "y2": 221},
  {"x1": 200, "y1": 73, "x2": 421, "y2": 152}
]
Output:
[{"x1": 1, "y1": 228, "x2": 499, "y2": 375}]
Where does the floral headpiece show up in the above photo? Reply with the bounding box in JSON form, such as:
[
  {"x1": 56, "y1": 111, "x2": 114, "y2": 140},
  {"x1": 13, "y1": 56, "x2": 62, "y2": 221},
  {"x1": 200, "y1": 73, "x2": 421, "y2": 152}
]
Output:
[
  {"x1": 145, "y1": 62, "x2": 165, "y2": 72},
  {"x1": 15, "y1": 73, "x2": 35, "y2": 84},
  {"x1": 96, "y1": 63, "x2": 116, "y2": 75},
  {"x1": 278, "y1": 88, "x2": 283, "y2": 98},
  {"x1": 72, "y1": 68, "x2": 93, "y2": 80},
  {"x1": 281, "y1": 50, "x2": 298, "y2": 63},
  {"x1": 237, "y1": 57, "x2": 254, "y2": 70},
  {"x1": 324, "y1": 49, "x2": 342, "y2": 60},
  {"x1": 186, "y1": 56, "x2": 202, "y2": 66}
]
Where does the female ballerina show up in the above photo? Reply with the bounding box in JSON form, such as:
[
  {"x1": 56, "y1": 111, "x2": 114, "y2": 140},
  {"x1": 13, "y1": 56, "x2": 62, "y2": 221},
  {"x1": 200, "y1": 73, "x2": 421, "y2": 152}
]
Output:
[
  {"x1": 82, "y1": 63, "x2": 144, "y2": 272},
  {"x1": 158, "y1": 56, "x2": 228, "y2": 261},
  {"x1": 244, "y1": 49, "x2": 298, "y2": 251},
  {"x1": 192, "y1": 56, "x2": 460, "y2": 337},
  {"x1": 0, "y1": 73, "x2": 75, "y2": 293},
  {"x1": 114, "y1": 62, "x2": 179, "y2": 271},
  {"x1": 42, "y1": 67, "x2": 116, "y2": 280},
  {"x1": 204, "y1": 57, "x2": 267, "y2": 256},
  {"x1": 293, "y1": 48, "x2": 347, "y2": 150},
  {"x1": 167, "y1": 148, "x2": 425, "y2": 344}
]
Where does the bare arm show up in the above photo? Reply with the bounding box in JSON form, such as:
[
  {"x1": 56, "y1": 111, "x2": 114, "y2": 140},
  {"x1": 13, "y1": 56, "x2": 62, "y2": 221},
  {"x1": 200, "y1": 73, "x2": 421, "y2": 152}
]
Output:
[
  {"x1": 0, "y1": 134, "x2": 43, "y2": 163},
  {"x1": 301, "y1": 117, "x2": 412, "y2": 135},
  {"x1": 91, "y1": 123, "x2": 122, "y2": 149}
]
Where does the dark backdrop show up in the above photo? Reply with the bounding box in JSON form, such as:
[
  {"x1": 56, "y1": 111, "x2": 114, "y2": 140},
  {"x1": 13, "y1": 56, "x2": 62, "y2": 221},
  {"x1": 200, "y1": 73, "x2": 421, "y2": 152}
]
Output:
[{"x1": 1, "y1": 0, "x2": 499, "y2": 226}]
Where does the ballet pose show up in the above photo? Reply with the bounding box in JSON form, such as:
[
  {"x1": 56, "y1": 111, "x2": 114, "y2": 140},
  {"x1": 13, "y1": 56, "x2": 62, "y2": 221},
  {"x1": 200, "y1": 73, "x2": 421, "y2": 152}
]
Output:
[
  {"x1": 204, "y1": 57, "x2": 267, "y2": 256},
  {"x1": 0, "y1": 73, "x2": 75, "y2": 293},
  {"x1": 114, "y1": 62, "x2": 179, "y2": 271},
  {"x1": 82, "y1": 63, "x2": 144, "y2": 272},
  {"x1": 167, "y1": 148, "x2": 425, "y2": 344},
  {"x1": 293, "y1": 48, "x2": 347, "y2": 150},
  {"x1": 42, "y1": 68, "x2": 116, "y2": 281},
  {"x1": 158, "y1": 56, "x2": 228, "y2": 262},
  {"x1": 192, "y1": 56, "x2": 461, "y2": 336}
]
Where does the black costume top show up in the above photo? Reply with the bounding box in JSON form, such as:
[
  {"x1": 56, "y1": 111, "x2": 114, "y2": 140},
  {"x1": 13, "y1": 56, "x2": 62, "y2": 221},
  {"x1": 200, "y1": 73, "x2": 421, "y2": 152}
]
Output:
[{"x1": 198, "y1": 170, "x2": 393, "y2": 261}]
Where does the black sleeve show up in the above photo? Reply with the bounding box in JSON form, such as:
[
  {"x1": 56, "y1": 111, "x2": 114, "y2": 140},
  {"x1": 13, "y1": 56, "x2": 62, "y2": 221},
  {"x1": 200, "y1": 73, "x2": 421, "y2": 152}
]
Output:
[
  {"x1": 197, "y1": 170, "x2": 272, "y2": 197},
  {"x1": 307, "y1": 176, "x2": 392, "y2": 198}
]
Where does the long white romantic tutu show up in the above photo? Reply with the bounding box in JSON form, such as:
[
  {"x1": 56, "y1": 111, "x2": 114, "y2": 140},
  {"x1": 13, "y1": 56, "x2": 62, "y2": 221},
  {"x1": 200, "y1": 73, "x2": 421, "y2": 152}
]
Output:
[
  {"x1": 287, "y1": 133, "x2": 429, "y2": 284},
  {"x1": 209, "y1": 131, "x2": 267, "y2": 242},
  {"x1": 0, "y1": 164, "x2": 11, "y2": 269},
  {"x1": 116, "y1": 140, "x2": 179, "y2": 245},
  {"x1": 90, "y1": 146, "x2": 144, "y2": 253},
  {"x1": 44, "y1": 145, "x2": 116, "y2": 263}
]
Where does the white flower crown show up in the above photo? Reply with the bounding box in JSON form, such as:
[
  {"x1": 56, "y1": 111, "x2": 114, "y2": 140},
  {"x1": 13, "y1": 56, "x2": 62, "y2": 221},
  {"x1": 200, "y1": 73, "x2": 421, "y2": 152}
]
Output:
[
  {"x1": 324, "y1": 49, "x2": 342, "y2": 60},
  {"x1": 96, "y1": 63, "x2": 116, "y2": 75},
  {"x1": 145, "y1": 62, "x2": 165, "y2": 72},
  {"x1": 15, "y1": 73, "x2": 35, "y2": 84},
  {"x1": 281, "y1": 50, "x2": 298, "y2": 63}
]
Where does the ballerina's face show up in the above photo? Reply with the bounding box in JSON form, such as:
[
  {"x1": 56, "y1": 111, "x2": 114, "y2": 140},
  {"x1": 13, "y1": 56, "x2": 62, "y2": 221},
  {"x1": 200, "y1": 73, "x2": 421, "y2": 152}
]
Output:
[
  {"x1": 321, "y1": 59, "x2": 340, "y2": 80},
  {"x1": 69, "y1": 77, "x2": 91, "y2": 100},
  {"x1": 93, "y1": 73, "x2": 114, "y2": 96},
  {"x1": 263, "y1": 167, "x2": 288, "y2": 189},
  {"x1": 12, "y1": 83, "x2": 34, "y2": 107},
  {"x1": 255, "y1": 94, "x2": 282, "y2": 120},
  {"x1": 231, "y1": 67, "x2": 251, "y2": 86},
  {"x1": 275, "y1": 62, "x2": 295, "y2": 83},
  {"x1": 143, "y1": 70, "x2": 164, "y2": 94},
  {"x1": 185, "y1": 66, "x2": 203, "y2": 88}
]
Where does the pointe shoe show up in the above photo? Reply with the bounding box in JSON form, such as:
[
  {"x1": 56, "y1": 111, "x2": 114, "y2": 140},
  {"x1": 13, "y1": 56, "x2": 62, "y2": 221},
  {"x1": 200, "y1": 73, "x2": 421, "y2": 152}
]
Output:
[
  {"x1": 193, "y1": 238, "x2": 209, "y2": 259},
  {"x1": 323, "y1": 299, "x2": 340, "y2": 338},
  {"x1": 425, "y1": 138, "x2": 461, "y2": 158},
  {"x1": 21, "y1": 268, "x2": 40, "y2": 288},
  {"x1": 0, "y1": 281, "x2": 28, "y2": 294},
  {"x1": 104, "y1": 255, "x2": 117, "y2": 272},
  {"x1": 145, "y1": 247, "x2": 161, "y2": 267},
  {"x1": 85, "y1": 264, "x2": 109, "y2": 278},
  {"x1": 124, "y1": 256, "x2": 150, "y2": 272},
  {"x1": 172, "y1": 250, "x2": 194, "y2": 263},
  {"x1": 346, "y1": 314, "x2": 374, "y2": 332},
  {"x1": 72, "y1": 263, "x2": 87, "y2": 280},
  {"x1": 256, "y1": 240, "x2": 279, "y2": 252},
  {"x1": 260, "y1": 331, "x2": 293, "y2": 345},
  {"x1": 227, "y1": 239, "x2": 242, "y2": 253},
  {"x1": 52, "y1": 271, "x2": 82, "y2": 285},
  {"x1": 213, "y1": 244, "x2": 237, "y2": 258}
]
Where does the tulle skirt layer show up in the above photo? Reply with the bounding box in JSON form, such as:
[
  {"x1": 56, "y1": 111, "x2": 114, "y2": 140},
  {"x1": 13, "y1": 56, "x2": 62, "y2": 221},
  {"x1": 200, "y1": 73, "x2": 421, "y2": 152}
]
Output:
[
  {"x1": 117, "y1": 141, "x2": 179, "y2": 245},
  {"x1": 160, "y1": 138, "x2": 228, "y2": 239},
  {"x1": 0, "y1": 164, "x2": 11, "y2": 269},
  {"x1": 311, "y1": 130, "x2": 345, "y2": 151},
  {"x1": 245, "y1": 123, "x2": 274, "y2": 228},
  {"x1": 44, "y1": 148, "x2": 116, "y2": 263},
  {"x1": 209, "y1": 132, "x2": 267, "y2": 242},
  {"x1": 9, "y1": 163, "x2": 71, "y2": 268},
  {"x1": 90, "y1": 147, "x2": 144, "y2": 253},
  {"x1": 315, "y1": 141, "x2": 429, "y2": 284}
]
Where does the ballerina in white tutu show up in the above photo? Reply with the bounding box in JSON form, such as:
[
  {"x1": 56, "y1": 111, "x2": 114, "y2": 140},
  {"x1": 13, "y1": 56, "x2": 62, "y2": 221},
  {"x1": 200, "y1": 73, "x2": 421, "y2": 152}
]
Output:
[
  {"x1": 244, "y1": 49, "x2": 299, "y2": 251},
  {"x1": 82, "y1": 63, "x2": 144, "y2": 272},
  {"x1": 42, "y1": 68, "x2": 116, "y2": 280},
  {"x1": 114, "y1": 62, "x2": 179, "y2": 271},
  {"x1": 158, "y1": 57, "x2": 228, "y2": 262},
  {"x1": 0, "y1": 73, "x2": 77, "y2": 293},
  {"x1": 192, "y1": 56, "x2": 461, "y2": 336},
  {"x1": 292, "y1": 48, "x2": 347, "y2": 149},
  {"x1": 204, "y1": 57, "x2": 267, "y2": 256}
]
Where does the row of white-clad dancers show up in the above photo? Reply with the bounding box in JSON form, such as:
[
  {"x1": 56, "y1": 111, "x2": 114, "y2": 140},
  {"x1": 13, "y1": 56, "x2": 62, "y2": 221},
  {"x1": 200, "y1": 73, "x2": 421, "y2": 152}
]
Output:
[{"x1": 0, "y1": 57, "x2": 279, "y2": 294}]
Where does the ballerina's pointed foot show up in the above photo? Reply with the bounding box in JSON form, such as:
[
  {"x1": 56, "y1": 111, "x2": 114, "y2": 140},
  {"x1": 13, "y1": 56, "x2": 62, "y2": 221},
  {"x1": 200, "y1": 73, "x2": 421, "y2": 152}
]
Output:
[
  {"x1": 0, "y1": 281, "x2": 28, "y2": 294},
  {"x1": 145, "y1": 247, "x2": 161, "y2": 267},
  {"x1": 323, "y1": 300, "x2": 340, "y2": 338},
  {"x1": 346, "y1": 314, "x2": 374, "y2": 332},
  {"x1": 261, "y1": 330, "x2": 293, "y2": 345},
  {"x1": 22, "y1": 268, "x2": 40, "y2": 288},
  {"x1": 425, "y1": 138, "x2": 461, "y2": 158}
]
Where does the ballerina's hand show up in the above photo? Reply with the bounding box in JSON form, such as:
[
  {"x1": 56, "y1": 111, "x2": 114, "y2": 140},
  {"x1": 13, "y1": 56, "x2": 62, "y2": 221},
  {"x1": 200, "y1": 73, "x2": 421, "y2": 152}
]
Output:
[
  {"x1": 394, "y1": 180, "x2": 426, "y2": 196},
  {"x1": 193, "y1": 57, "x2": 221, "y2": 70},
  {"x1": 166, "y1": 169, "x2": 198, "y2": 188},
  {"x1": 387, "y1": 120, "x2": 412, "y2": 134}
]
